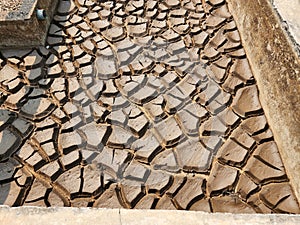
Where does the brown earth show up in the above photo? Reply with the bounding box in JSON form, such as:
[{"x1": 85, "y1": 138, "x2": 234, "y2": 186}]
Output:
[{"x1": 0, "y1": 0, "x2": 299, "y2": 214}]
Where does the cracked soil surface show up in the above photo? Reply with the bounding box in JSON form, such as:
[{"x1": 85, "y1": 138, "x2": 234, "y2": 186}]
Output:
[{"x1": 0, "y1": 0, "x2": 299, "y2": 213}]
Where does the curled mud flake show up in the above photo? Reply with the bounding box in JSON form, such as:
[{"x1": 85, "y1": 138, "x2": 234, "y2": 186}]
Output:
[
  {"x1": 173, "y1": 177, "x2": 205, "y2": 209},
  {"x1": 260, "y1": 183, "x2": 300, "y2": 214},
  {"x1": 207, "y1": 162, "x2": 239, "y2": 196},
  {"x1": 232, "y1": 85, "x2": 262, "y2": 118},
  {"x1": 244, "y1": 141, "x2": 287, "y2": 185},
  {"x1": 154, "y1": 116, "x2": 183, "y2": 148},
  {"x1": 210, "y1": 195, "x2": 256, "y2": 213},
  {"x1": 175, "y1": 139, "x2": 212, "y2": 173},
  {"x1": 0, "y1": 128, "x2": 22, "y2": 162}
]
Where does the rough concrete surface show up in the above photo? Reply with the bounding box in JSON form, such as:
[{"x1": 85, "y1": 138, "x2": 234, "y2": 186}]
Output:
[
  {"x1": 0, "y1": 206, "x2": 300, "y2": 225},
  {"x1": 227, "y1": 0, "x2": 300, "y2": 202},
  {"x1": 273, "y1": 0, "x2": 300, "y2": 52},
  {"x1": 0, "y1": 0, "x2": 23, "y2": 17},
  {"x1": 0, "y1": 0, "x2": 36, "y2": 21}
]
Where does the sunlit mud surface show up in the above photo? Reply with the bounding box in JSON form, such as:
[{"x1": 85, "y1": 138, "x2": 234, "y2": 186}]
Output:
[{"x1": 0, "y1": 0, "x2": 299, "y2": 213}]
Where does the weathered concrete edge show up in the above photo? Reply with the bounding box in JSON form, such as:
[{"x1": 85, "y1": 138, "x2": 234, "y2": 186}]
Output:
[
  {"x1": 227, "y1": 0, "x2": 300, "y2": 201},
  {"x1": 0, "y1": 206, "x2": 300, "y2": 225},
  {"x1": 25, "y1": 0, "x2": 38, "y2": 21},
  {"x1": 0, "y1": 0, "x2": 59, "y2": 49}
]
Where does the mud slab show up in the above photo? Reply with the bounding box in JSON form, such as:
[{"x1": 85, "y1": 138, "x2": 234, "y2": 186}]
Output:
[{"x1": 0, "y1": 0, "x2": 59, "y2": 48}]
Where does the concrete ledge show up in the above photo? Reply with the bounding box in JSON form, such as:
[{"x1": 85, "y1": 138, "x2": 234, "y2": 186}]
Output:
[
  {"x1": 0, "y1": 0, "x2": 59, "y2": 49},
  {"x1": 0, "y1": 206, "x2": 299, "y2": 225},
  {"x1": 227, "y1": 0, "x2": 300, "y2": 202}
]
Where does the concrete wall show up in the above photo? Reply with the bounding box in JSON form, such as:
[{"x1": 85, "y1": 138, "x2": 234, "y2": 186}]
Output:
[{"x1": 0, "y1": 0, "x2": 59, "y2": 49}]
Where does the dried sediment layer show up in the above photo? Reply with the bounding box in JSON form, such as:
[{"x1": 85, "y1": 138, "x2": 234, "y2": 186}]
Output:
[{"x1": 0, "y1": 0, "x2": 299, "y2": 213}]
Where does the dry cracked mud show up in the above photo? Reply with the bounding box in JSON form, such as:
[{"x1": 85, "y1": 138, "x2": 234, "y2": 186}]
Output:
[{"x1": 0, "y1": 0, "x2": 299, "y2": 214}]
